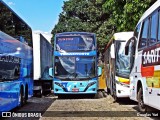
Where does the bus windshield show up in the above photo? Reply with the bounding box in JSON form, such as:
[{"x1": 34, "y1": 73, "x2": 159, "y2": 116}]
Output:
[
  {"x1": 56, "y1": 35, "x2": 95, "y2": 52},
  {"x1": 115, "y1": 41, "x2": 131, "y2": 77},
  {"x1": 54, "y1": 56, "x2": 96, "y2": 80}
]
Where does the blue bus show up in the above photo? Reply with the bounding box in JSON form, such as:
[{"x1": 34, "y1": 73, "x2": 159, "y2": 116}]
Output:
[
  {"x1": 50, "y1": 32, "x2": 102, "y2": 98},
  {"x1": 0, "y1": 0, "x2": 33, "y2": 112}
]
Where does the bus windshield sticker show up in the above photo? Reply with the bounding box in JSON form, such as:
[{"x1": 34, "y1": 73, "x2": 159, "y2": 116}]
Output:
[{"x1": 56, "y1": 35, "x2": 95, "y2": 51}]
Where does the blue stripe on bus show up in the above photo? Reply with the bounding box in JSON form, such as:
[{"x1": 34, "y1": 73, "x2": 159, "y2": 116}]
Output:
[{"x1": 54, "y1": 51, "x2": 96, "y2": 56}]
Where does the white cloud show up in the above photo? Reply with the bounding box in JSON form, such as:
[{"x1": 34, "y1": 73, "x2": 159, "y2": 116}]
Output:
[{"x1": 33, "y1": 30, "x2": 53, "y2": 43}]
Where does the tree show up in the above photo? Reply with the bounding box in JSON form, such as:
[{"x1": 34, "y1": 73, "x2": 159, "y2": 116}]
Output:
[
  {"x1": 102, "y1": 0, "x2": 156, "y2": 32},
  {"x1": 51, "y1": 0, "x2": 109, "y2": 52},
  {"x1": 52, "y1": 0, "x2": 156, "y2": 53}
]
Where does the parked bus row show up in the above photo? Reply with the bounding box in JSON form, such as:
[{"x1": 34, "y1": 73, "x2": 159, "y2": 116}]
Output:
[
  {"x1": 104, "y1": 0, "x2": 160, "y2": 113},
  {"x1": 1, "y1": 0, "x2": 160, "y2": 115},
  {"x1": 0, "y1": 0, "x2": 102, "y2": 113}
]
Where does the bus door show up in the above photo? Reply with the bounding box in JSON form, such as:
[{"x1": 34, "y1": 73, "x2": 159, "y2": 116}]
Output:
[{"x1": 125, "y1": 37, "x2": 136, "y2": 100}]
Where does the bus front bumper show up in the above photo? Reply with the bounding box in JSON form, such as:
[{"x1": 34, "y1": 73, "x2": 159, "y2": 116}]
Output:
[{"x1": 53, "y1": 81, "x2": 97, "y2": 94}]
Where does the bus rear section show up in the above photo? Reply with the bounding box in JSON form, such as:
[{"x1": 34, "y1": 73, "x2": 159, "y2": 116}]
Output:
[
  {"x1": 0, "y1": 0, "x2": 33, "y2": 113},
  {"x1": 103, "y1": 32, "x2": 133, "y2": 101},
  {"x1": 52, "y1": 32, "x2": 101, "y2": 96}
]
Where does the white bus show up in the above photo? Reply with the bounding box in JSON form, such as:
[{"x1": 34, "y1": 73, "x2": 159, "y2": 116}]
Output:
[
  {"x1": 125, "y1": 0, "x2": 160, "y2": 112},
  {"x1": 104, "y1": 32, "x2": 133, "y2": 101}
]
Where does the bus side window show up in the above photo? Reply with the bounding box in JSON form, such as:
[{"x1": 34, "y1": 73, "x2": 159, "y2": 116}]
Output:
[
  {"x1": 138, "y1": 19, "x2": 149, "y2": 49},
  {"x1": 149, "y1": 11, "x2": 158, "y2": 45},
  {"x1": 14, "y1": 14, "x2": 33, "y2": 47},
  {"x1": 158, "y1": 11, "x2": 160, "y2": 41}
]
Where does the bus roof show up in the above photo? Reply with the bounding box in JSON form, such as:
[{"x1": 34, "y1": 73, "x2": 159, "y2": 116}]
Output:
[
  {"x1": 55, "y1": 32, "x2": 95, "y2": 36},
  {"x1": 104, "y1": 32, "x2": 133, "y2": 53},
  {"x1": 113, "y1": 32, "x2": 133, "y2": 41},
  {"x1": 137, "y1": 0, "x2": 160, "y2": 25}
]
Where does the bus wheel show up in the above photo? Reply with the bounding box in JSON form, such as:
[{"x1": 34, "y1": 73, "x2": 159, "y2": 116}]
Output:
[
  {"x1": 38, "y1": 88, "x2": 42, "y2": 98},
  {"x1": 24, "y1": 85, "x2": 28, "y2": 104},
  {"x1": 110, "y1": 81, "x2": 113, "y2": 96},
  {"x1": 107, "y1": 87, "x2": 110, "y2": 95},
  {"x1": 113, "y1": 93, "x2": 118, "y2": 102},
  {"x1": 19, "y1": 87, "x2": 24, "y2": 107},
  {"x1": 113, "y1": 88, "x2": 119, "y2": 102},
  {"x1": 96, "y1": 91, "x2": 103, "y2": 98},
  {"x1": 138, "y1": 87, "x2": 147, "y2": 113}
]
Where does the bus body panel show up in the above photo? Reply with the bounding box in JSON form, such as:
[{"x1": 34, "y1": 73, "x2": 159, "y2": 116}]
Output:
[
  {"x1": 54, "y1": 78, "x2": 97, "y2": 94},
  {"x1": 0, "y1": 32, "x2": 33, "y2": 113},
  {"x1": 115, "y1": 76, "x2": 130, "y2": 98},
  {"x1": 0, "y1": 97, "x2": 18, "y2": 112},
  {"x1": 116, "y1": 83, "x2": 130, "y2": 98},
  {"x1": 129, "y1": 50, "x2": 143, "y2": 101},
  {"x1": 0, "y1": 81, "x2": 21, "y2": 112}
]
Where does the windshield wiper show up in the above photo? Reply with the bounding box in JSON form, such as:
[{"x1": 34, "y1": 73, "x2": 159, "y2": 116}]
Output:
[
  {"x1": 64, "y1": 73, "x2": 81, "y2": 81},
  {"x1": 55, "y1": 76, "x2": 69, "y2": 80},
  {"x1": 55, "y1": 74, "x2": 77, "y2": 80},
  {"x1": 77, "y1": 76, "x2": 96, "y2": 80}
]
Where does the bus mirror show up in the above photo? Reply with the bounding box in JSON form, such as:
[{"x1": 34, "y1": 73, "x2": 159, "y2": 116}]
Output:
[
  {"x1": 110, "y1": 44, "x2": 115, "y2": 58},
  {"x1": 125, "y1": 37, "x2": 136, "y2": 55},
  {"x1": 22, "y1": 68, "x2": 27, "y2": 77},
  {"x1": 49, "y1": 68, "x2": 53, "y2": 77},
  {"x1": 125, "y1": 46, "x2": 129, "y2": 55},
  {"x1": 98, "y1": 67, "x2": 102, "y2": 77}
]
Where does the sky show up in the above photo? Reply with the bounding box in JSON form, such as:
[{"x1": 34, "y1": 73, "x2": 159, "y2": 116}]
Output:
[{"x1": 2, "y1": 0, "x2": 67, "y2": 38}]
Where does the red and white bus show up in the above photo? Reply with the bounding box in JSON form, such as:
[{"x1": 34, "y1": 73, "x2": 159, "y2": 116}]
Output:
[{"x1": 125, "y1": 0, "x2": 160, "y2": 112}]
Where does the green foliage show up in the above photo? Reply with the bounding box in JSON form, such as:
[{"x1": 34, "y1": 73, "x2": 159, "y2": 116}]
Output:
[{"x1": 51, "y1": 0, "x2": 156, "y2": 53}]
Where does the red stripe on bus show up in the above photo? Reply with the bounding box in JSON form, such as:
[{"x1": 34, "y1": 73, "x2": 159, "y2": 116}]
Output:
[{"x1": 141, "y1": 65, "x2": 154, "y2": 77}]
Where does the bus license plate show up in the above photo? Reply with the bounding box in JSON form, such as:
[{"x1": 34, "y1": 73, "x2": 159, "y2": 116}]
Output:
[{"x1": 72, "y1": 88, "x2": 79, "y2": 92}]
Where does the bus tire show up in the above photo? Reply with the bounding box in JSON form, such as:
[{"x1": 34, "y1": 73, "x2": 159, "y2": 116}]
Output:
[
  {"x1": 110, "y1": 81, "x2": 113, "y2": 96},
  {"x1": 38, "y1": 89, "x2": 42, "y2": 98},
  {"x1": 24, "y1": 85, "x2": 28, "y2": 104},
  {"x1": 113, "y1": 91, "x2": 118, "y2": 102},
  {"x1": 19, "y1": 87, "x2": 24, "y2": 107},
  {"x1": 102, "y1": 91, "x2": 107, "y2": 97},
  {"x1": 107, "y1": 87, "x2": 110, "y2": 95},
  {"x1": 113, "y1": 81, "x2": 118, "y2": 102},
  {"x1": 95, "y1": 91, "x2": 103, "y2": 99},
  {"x1": 138, "y1": 87, "x2": 147, "y2": 113}
]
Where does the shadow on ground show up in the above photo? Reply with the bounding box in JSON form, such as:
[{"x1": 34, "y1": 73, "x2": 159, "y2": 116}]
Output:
[
  {"x1": 116, "y1": 97, "x2": 137, "y2": 105},
  {"x1": 1, "y1": 94, "x2": 56, "y2": 120},
  {"x1": 57, "y1": 94, "x2": 96, "y2": 99}
]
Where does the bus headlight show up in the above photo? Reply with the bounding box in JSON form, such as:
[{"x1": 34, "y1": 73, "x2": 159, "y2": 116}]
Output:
[{"x1": 84, "y1": 81, "x2": 96, "y2": 92}]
